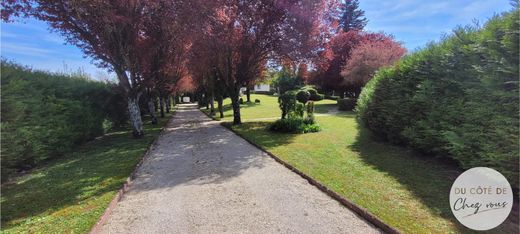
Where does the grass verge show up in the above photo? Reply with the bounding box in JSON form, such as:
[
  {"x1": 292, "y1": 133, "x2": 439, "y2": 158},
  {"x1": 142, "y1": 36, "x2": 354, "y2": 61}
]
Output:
[
  {"x1": 1, "y1": 112, "x2": 173, "y2": 233},
  {"x1": 224, "y1": 95, "x2": 516, "y2": 233},
  {"x1": 201, "y1": 94, "x2": 337, "y2": 121}
]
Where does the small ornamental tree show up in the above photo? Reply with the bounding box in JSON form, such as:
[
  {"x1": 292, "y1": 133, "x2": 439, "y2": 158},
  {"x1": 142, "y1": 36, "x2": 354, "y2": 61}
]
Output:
[
  {"x1": 312, "y1": 31, "x2": 401, "y2": 97},
  {"x1": 296, "y1": 90, "x2": 311, "y2": 105},
  {"x1": 203, "y1": 0, "x2": 339, "y2": 125},
  {"x1": 340, "y1": 37, "x2": 406, "y2": 97},
  {"x1": 2, "y1": 0, "x2": 151, "y2": 137}
]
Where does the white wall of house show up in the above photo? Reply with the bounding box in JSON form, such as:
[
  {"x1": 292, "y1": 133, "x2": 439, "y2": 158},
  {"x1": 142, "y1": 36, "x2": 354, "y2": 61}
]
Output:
[{"x1": 253, "y1": 83, "x2": 270, "y2": 92}]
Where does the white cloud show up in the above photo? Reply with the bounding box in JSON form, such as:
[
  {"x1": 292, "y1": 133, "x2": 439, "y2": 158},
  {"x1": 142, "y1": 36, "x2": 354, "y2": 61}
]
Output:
[{"x1": 1, "y1": 43, "x2": 55, "y2": 57}]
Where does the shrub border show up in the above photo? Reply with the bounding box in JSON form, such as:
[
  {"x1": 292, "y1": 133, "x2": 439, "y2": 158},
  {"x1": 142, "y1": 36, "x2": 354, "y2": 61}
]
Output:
[
  {"x1": 219, "y1": 119, "x2": 401, "y2": 234},
  {"x1": 89, "y1": 111, "x2": 176, "y2": 234}
]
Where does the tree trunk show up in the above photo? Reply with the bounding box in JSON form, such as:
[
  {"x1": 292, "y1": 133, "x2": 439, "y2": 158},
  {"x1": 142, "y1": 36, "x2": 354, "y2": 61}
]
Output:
[
  {"x1": 246, "y1": 86, "x2": 251, "y2": 102},
  {"x1": 230, "y1": 90, "x2": 241, "y2": 124},
  {"x1": 127, "y1": 97, "x2": 144, "y2": 138},
  {"x1": 148, "y1": 98, "x2": 158, "y2": 125},
  {"x1": 159, "y1": 95, "x2": 165, "y2": 118},
  {"x1": 166, "y1": 95, "x2": 171, "y2": 113},
  {"x1": 209, "y1": 92, "x2": 215, "y2": 116},
  {"x1": 217, "y1": 97, "x2": 224, "y2": 118}
]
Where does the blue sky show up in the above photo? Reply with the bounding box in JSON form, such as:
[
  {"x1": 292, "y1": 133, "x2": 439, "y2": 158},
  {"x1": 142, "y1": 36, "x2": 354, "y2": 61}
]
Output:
[{"x1": 0, "y1": 0, "x2": 514, "y2": 78}]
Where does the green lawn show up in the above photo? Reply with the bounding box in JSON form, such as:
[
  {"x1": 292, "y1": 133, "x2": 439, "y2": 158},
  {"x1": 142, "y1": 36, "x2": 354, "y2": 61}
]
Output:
[
  {"x1": 225, "y1": 94, "x2": 514, "y2": 233},
  {"x1": 202, "y1": 94, "x2": 338, "y2": 121},
  {"x1": 0, "y1": 112, "x2": 173, "y2": 233}
]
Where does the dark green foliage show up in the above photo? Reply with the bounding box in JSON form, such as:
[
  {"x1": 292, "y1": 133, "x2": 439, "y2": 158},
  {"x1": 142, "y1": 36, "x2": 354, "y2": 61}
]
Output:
[
  {"x1": 274, "y1": 91, "x2": 320, "y2": 134},
  {"x1": 239, "y1": 97, "x2": 244, "y2": 104},
  {"x1": 338, "y1": 98, "x2": 357, "y2": 111},
  {"x1": 357, "y1": 10, "x2": 519, "y2": 186},
  {"x1": 340, "y1": 0, "x2": 367, "y2": 32},
  {"x1": 306, "y1": 101, "x2": 315, "y2": 118},
  {"x1": 294, "y1": 103, "x2": 305, "y2": 118},
  {"x1": 296, "y1": 90, "x2": 310, "y2": 104},
  {"x1": 252, "y1": 90, "x2": 275, "y2": 95},
  {"x1": 278, "y1": 91, "x2": 297, "y2": 119},
  {"x1": 311, "y1": 93, "x2": 324, "y2": 101},
  {"x1": 272, "y1": 69, "x2": 303, "y2": 94},
  {"x1": 324, "y1": 95, "x2": 340, "y2": 100},
  {"x1": 302, "y1": 87, "x2": 324, "y2": 101},
  {"x1": 1, "y1": 61, "x2": 126, "y2": 182},
  {"x1": 254, "y1": 99, "x2": 261, "y2": 103},
  {"x1": 269, "y1": 117, "x2": 320, "y2": 134}
]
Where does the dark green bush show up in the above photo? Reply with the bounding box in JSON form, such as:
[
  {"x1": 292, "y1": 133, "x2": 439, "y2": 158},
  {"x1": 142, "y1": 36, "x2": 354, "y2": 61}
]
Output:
[
  {"x1": 293, "y1": 103, "x2": 305, "y2": 118},
  {"x1": 302, "y1": 87, "x2": 324, "y2": 101},
  {"x1": 325, "y1": 95, "x2": 340, "y2": 100},
  {"x1": 269, "y1": 117, "x2": 320, "y2": 134},
  {"x1": 307, "y1": 101, "x2": 315, "y2": 117},
  {"x1": 312, "y1": 93, "x2": 324, "y2": 101},
  {"x1": 252, "y1": 90, "x2": 275, "y2": 95},
  {"x1": 1, "y1": 61, "x2": 126, "y2": 182},
  {"x1": 254, "y1": 99, "x2": 261, "y2": 103},
  {"x1": 296, "y1": 90, "x2": 310, "y2": 104},
  {"x1": 278, "y1": 91, "x2": 296, "y2": 119},
  {"x1": 338, "y1": 98, "x2": 357, "y2": 111},
  {"x1": 357, "y1": 10, "x2": 519, "y2": 186},
  {"x1": 239, "y1": 97, "x2": 244, "y2": 104}
]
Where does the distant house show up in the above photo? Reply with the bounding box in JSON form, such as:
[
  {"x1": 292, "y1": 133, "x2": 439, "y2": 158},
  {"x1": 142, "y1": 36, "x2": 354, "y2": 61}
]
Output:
[
  {"x1": 240, "y1": 83, "x2": 271, "y2": 95},
  {"x1": 254, "y1": 83, "x2": 270, "y2": 92}
]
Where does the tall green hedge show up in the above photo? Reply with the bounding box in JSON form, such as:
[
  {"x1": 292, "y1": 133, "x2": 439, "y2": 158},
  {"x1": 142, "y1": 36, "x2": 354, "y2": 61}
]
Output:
[
  {"x1": 1, "y1": 61, "x2": 127, "y2": 181},
  {"x1": 357, "y1": 10, "x2": 519, "y2": 186}
]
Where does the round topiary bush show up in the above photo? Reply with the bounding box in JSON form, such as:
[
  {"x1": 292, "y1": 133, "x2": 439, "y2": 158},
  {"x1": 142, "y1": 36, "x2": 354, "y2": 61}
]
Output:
[
  {"x1": 296, "y1": 90, "x2": 310, "y2": 104},
  {"x1": 338, "y1": 98, "x2": 357, "y2": 111}
]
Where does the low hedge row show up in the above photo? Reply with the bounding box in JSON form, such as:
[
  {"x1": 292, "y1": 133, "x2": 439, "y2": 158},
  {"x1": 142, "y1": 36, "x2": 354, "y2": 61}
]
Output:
[{"x1": 357, "y1": 10, "x2": 519, "y2": 186}]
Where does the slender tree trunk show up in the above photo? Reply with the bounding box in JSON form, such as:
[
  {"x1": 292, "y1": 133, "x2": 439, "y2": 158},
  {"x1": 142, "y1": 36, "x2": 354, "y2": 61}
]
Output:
[
  {"x1": 159, "y1": 95, "x2": 165, "y2": 118},
  {"x1": 127, "y1": 97, "x2": 144, "y2": 138},
  {"x1": 147, "y1": 98, "x2": 158, "y2": 125},
  {"x1": 246, "y1": 86, "x2": 251, "y2": 102},
  {"x1": 209, "y1": 92, "x2": 215, "y2": 116},
  {"x1": 230, "y1": 89, "x2": 241, "y2": 124},
  {"x1": 217, "y1": 97, "x2": 224, "y2": 118},
  {"x1": 166, "y1": 95, "x2": 171, "y2": 113}
]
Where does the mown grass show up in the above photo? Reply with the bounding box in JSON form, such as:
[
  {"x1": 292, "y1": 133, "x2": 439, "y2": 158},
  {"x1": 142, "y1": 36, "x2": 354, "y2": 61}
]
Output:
[
  {"x1": 226, "y1": 95, "x2": 515, "y2": 233},
  {"x1": 201, "y1": 94, "x2": 337, "y2": 121},
  {"x1": 0, "y1": 112, "x2": 173, "y2": 233}
]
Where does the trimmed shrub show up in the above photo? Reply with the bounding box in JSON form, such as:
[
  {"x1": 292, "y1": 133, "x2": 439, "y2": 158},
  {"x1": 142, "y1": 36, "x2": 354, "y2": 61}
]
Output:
[
  {"x1": 306, "y1": 101, "x2": 315, "y2": 117},
  {"x1": 278, "y1": 91, "x2": 296, "y2": 119},
  {"x1": 252, "y1": 90, "x2": 275, "y2": 95},
  {"x1": 338, "y1": 98, "x2": 357, "y2": 111},
  {"x1": 324, "y1": 95, "x2": 340, "y2": 100},
  {"x1": 269, "y1": 117, "x2": 320, "y2": 134},
  {"x1": 254, "y1": 99, "x2": 261, "y2": 103},
  {"x1": 239, "y1": 97, "x2": 244, "y2": 104},
  {"x1": 357, "y1": 10, "x2": 519, "y2": 186},
  {"x1": 296, "y1": 90, "x2": 310, "y2": 104},
  {"x1": 293, "y1": 103, "x2": 305, "y2": 118},
  {"x1": 312, "y1": 93, "x2": 324, "y2": 101},
  {"x1": 1, "y1": 61, "x2": 126, "y2": 181}
]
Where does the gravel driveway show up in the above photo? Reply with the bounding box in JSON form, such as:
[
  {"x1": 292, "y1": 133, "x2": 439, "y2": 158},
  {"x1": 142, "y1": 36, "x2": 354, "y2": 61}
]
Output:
[{"x1": 100, "y1": 104, "x2": 380, "y2": 234}]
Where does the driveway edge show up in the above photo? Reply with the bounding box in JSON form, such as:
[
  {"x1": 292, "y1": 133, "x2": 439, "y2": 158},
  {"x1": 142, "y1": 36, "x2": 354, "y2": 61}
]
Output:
[
  {"x1": 89, "y1": 111, "x2": 176, "y2": 234},
  {"x1": 219, "y1": 120, "x2": 401, "y2": 234}
]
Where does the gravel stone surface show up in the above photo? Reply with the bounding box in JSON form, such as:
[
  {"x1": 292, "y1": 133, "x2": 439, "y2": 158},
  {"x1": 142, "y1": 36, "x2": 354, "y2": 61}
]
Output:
[{"x1": 100, "y1": 104, "x2": 380, "y2": 234}]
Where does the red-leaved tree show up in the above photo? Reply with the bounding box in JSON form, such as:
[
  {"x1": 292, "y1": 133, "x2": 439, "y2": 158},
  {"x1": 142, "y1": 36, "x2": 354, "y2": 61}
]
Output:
[
  {"x1": 311, "y1": 31, "x2": 402, "y2": 97},
  {"x1": 340, "y1": 38, "x2": 406, "y2": 97},
  {"x1": 200, "y1": 0, "x2": 339, "y2": 124}
]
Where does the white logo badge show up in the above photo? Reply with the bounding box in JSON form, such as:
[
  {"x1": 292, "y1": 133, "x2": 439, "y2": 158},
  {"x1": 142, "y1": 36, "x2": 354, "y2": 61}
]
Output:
[{"x1": 449, "y1": 167, "x2": 513, "y2": 230}]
